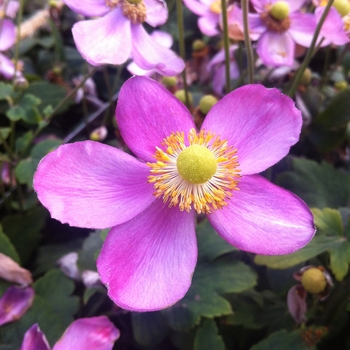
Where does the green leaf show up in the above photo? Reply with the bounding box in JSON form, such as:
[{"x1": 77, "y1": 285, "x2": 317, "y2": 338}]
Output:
[
  {"x1": 254, "y1": 235, "x2": 345, "y2": 269},
  {"x1": 34, "y1": 269, "x2": 79, "y2": 332},
  {"x1": 311, "y1": 208, "x2": 343, "y2": 236},
  {"x1": 0, "y1": 128, "x2": 11, "y2": 144},
  {"x1": 78, "y1": 231, "x2": 105, "y2": 271},
  {"x1": 163, "y1": 257, "x2": 257, "y2": 331},
  {"x1": 309, "y1": 88, "x2": 350, "y2": 151},
  {"x1": 132, "y1": 312, "x2": 170, "y2": 348},
  {"x1": 277, "y1": 158, "x2": 350, "y2": 208},
  {"x1": 197, "y1": 220, "x2": 237, "y2": 262},
  {"x1": 250, "y1": 330, "x2": 309, "y2": 350},
  {"x1": 0, "y1": 82, "x2": 13, "y2": 101},
  {"x1": 194, "y1": 319, "x2": 225, "y2": 350},
  {"x1": 329, "y1": 241, "x2": 350, "y2": 281},
  {"x1": 17, "y1": 94, "x2": 42, "y2": 124},
  {"x1": 15, "y1": 131, "x2": 33, "y2": 153},
  {"x1": 26, "y1": 82, "x2": 72, "y2": 115},
  {"x1": 0, "y1": 224, "x2": 20, "y2": 263},
  {"x1": 1, "y1": 207, "x2": 47, "y2": 265},
  {"x1": 6, "y1": 106, "x2": 25, "y2": 121}
]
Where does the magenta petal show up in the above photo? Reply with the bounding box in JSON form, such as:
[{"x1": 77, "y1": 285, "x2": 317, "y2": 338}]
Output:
[
  {"x1": 144, "y1": 0, "x2": 168, "y2": 26},
  {"x1": 0, "y1": 53, "x2": 15, "y2": 79},
  {"x1": 0, "y1": 286, "x2": 34, "y2": 326},
  {"x1": 63, "y1": 0, "x2": 109, "y2": 16},
  {"x1": 33, "y1": 141, "x2": 155, "y2": 229},
  {"x1": 208, "y1": 175, "x2": 315, "y2": 255},
  {"x1": 182, "y1": 0, "x2": 208, "y2": 16},
  {"x1": 131, "y1": 24, "x2": 185, "y2": 76},
  {"x1": 0, "y1": 20, "x2": 16, "y2": 51},
  {"x1": 52, "y1": 316, "x2": 120, "y2": 350},
  {"x1": 316, "y1": 7, "x2": 350, "y2": 46},
  {"x1": 289, "y1": 13, "x2": 317, "y2": 47},
  {"x1": 198, "y1": 13, "x2": 220, "y2": 36},
  {"x1": 116, "y1": 76, "x2": 195, "y2": 162},
  {"x1": 20, "y1": 324, "x2": 50, "y2": 350},
  {"x1": 72, "y1": 9, "x2": 131, "y2": 66},
  {"x1": 257, "y1": 31, "x2": 294, "y2": 67},
  {"x1": 201, "y1": 84, "x2": 302, "y2": 175},
  {"x1": 97, "y1": 200, "x2": 197, "y2": 311}
]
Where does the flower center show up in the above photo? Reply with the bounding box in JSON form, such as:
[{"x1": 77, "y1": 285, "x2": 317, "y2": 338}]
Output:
[
  {"x1": 106, "y1": 0, "x2": 146, "y2": 23},
  {"x1": 147, "y1": 128, "x2": 240, "y2": 214},
  {"x1": 210, "y1": 0, "x2": 222, "y2": 14},
  {"x1": 177, "y1": 145, "x2": 217, "y2": 184},
  {"x1": 260, "y1": 1, "x2": 291, "y2": 33},
  {"x1": 333, "y1": 0, "x2": 350, "y2": 17}
]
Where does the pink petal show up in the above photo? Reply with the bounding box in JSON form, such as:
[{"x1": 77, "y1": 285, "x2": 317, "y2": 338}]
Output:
[
  {"x1": 182, "y1": 0, "x2": 208, "y2": 16},
  {"x1": 257, "y1": 31, "x2": 295, "y2": 67},
  {"x1": 97, "y1": 200, "x2": 197, "y2": 311},
  {"x1": 131, "y1": 24, "x2": 185, "y2": 76},
  {"x1": 0, "y1": 20, "x2": 16, "y2": 51},
  {"x1": 0, "y1": 286, "x2": 34, "y2": 326},
  {"x1": 201, "y1": 84, "x2": 302, "y2": 175},
  {"x1": 144, "y1": 0, "x2": 168, "y2": 26},
  {"x1": 287, "y1": 285, "x2": 307, "y2": 324},
  {"x1": 289, "y1": 12, "x2": 317, "y2": 47},
  {"x1": 52, "y1": 316, "x2": 120, "y2": 350},
  {"x1": 2, "y1": 1, "x2": 20, "y2": 18},
  {"x1": 208, "y1": 175, "x2": 315, "y2": 255},
  {"x1": 278, "y1": 0, "x2": 307, "y2": 13},
  {"x1": 150, "y1": 30, "x2": 173, "y2": 48},
  {"x1": 315, "y1": 7, "x2": 350, "y2": 46},
  {"x1": 20, "y1": 324, "x2": 50, "y2": 350},
  {"x1": 72, "y1": 9, "x2": 131, "y2": 66},
  {"x1": 0, "y1": 53, "x2": 15, "y2": 79},
  {"x1": 198, "y1": 13, "x2": 220, "y2": 36},
  {"x1": 0, "y1": 253, "x2": 32, "y2": 285},
  {"x1": 116, "y1": 76, "x2": 195, "y2": 162},
  {"x1": 63, "y1": 0, "x2": 109, "y2": 16},
  {"x1": 33, "y1": 141, "x2": 155, "y2": 229},
  {"x1": 127, "y1": 61, "x2": 153, "y2": 76},
  {"x1": 250, "y1": 0, "x2": 306, "y2": 13}
]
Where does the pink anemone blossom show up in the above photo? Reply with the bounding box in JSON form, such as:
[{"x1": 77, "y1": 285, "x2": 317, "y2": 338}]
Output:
[
  {"x1": 0, "y1": 0, "x2": 19, "y2": 18},
  {"x1": 63, "y1": 0, "x2": 184, "y2": 76},
  {"x1": 20, "y1": 316, "x2": 120, "y2": 350},
  {"x1": 0, "y1": 19, "x2": 16, "y2": 79},
  {"x1": 246, "y1": 0, "x2": 317, "y2": 67},
  {"x1": 34, "y1": 76, "x2": 315, "y2": 311},
  {"x1": 182, "y1": 0, "x2": 222, "y2": 36}
]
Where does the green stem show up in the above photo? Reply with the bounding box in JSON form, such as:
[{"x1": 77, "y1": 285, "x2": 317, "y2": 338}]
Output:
[
  {"x1": 288, "y1": 0, "x2": 334, "y2": 97},
  {"x1": 241, "y1": 0, "x2": 254, "y2": 84},
  {"x1": 176, "y1": 0, "x2": 189, "y2": 107},
  {"x1": 221, "y1": 0, "x2": 231, "y2": 93}
]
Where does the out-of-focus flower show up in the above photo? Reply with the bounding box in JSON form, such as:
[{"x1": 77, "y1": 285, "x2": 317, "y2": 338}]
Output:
[
  {"x1": 63, "y1": 0, "x2": 184, "y2": 76},
  {"x1": 314, "y1": 3, "x2": 349, "y2": 46},
  {"x1": 207, "y1": 45, "x2": 240, "y2": 96},
  {"x1": 72, "y1": 76, "x2": 98, "y2": 104},
  {"x1": 0, "y1": 286, "x2": 34, "y2": 326},
  {"x1": 34, "y1": 76, "x2": 315, "y2": 311},
  {"x1": 127, "y1": 30, "x2": 173, "y2": 76},
  {"x1": 57, "y1": 252, "x2": 80, "y2": 280},
  {"x1": 288, "y1": 265, "x2": 333, "y2": 323},
  {"x1": 90, "y1": 126, "x2": 108, "y2": 142},
  {"x1": 183, "y1": 0, "x2": 222, "y2": 36},
  {"x1": 0, "y1": 253, "x2": 32, "y2": 285},
  {"x1": 0, "y1": 0, "x2": 19, "y2": 19},
  {"x1": 0, "y1": 19, "x2": 16, "y2": 78},
  {"x1": 20, "y1": 316, "x2": 120, "y2": 350},
  {"x1": 244, "y1": 0, "x2": 317, "y2": 67}
]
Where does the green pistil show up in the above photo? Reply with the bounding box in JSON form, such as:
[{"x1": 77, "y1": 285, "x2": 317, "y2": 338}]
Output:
[
  {"x1": 177, "y1": 145, "x2": 217, "y2": 184},
  {"x1": 269, "y1": 1, "x2": 290, "y2": 21},
  {"x1": 333, "y1": 0, "x2": 350, "y2": 17}
]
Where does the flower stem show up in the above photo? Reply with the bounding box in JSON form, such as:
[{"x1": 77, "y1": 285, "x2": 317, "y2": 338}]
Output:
[
  {"x1": 288, "y1": 0, "x2": 334, "y2": 97},
  {"x1": 176, "y1": 0, "x2": 189, "y2": 107},
  {"x1": 221, "y1": 0, "x2": 231, "y2": 93},
  {"x1": 241, "y1": 0, "x2": 254, "y2": 84},
  {"x1": 13, "y1": 0, "x2": 25, "y2": 79}
]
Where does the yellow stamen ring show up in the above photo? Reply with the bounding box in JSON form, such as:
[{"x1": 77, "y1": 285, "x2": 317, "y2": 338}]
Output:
[{"x1": 147, "y1": 128, "x2": 241, "y2": 214}]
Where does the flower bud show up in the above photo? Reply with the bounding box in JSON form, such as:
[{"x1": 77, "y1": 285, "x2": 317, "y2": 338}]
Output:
[
  {"x1": 199, "y1": 95, "x2": 218, "y2": 115},
  {"x1": 175, "y1": 90, "x2": 193, "y2": 105},
  {"x1": 300, "y1": 68, "x2": 312, "y2": 86},
  {"x1": 335, "y1": 80, "x2": 348, "y2": 91},
  {"x1": 301, "y1": 267, "x2": 327, "y2": 294},
  {"x1": 192, "y1": 39, "x2": 206, "y2": 52},
  {"x1": 162, "y1": 76, "x2": 177, "y2": 88}
]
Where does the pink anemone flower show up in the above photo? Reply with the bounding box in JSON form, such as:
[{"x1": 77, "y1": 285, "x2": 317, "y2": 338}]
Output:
[
  {"x1": 63, "y1": 0, "x2": 184, "y2": 76},
  {"x1": 20, "y1": 316, "x2": 120, "y2": 350},
  {"x1": 247, "y1": 0, "x2": 317, "y2": 67},
  {"x1": 0, "y1": 19, "x2": 17, "y2": 79},
  {"x1": 34, "y1": 76, "x2": 315, "y2": 312},
  {"x1": 182, "y1": 0, "x2": 222, "y2": 36}
]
